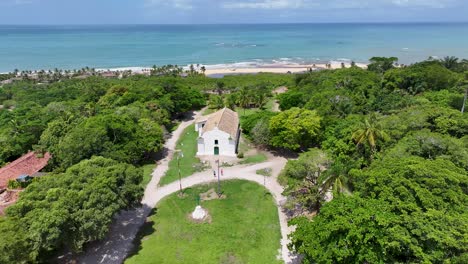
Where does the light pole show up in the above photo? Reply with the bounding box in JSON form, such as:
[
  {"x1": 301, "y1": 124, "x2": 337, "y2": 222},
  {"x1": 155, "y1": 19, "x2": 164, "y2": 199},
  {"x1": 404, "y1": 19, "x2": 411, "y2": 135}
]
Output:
[
  {"x1": 177, "y1": 151, "x2": 184, "y2": 194},
  {"x1": 216, "y1": 159, "x2": 221, "y2": 196}
]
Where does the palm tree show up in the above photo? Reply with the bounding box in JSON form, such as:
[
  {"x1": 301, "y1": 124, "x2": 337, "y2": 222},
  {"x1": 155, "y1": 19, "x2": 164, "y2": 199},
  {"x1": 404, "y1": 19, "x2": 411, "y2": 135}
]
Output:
[
  {"x1": 440, "y1": 56, "x2": 459, "y2": 71},
  {"x1": 352, "y1": 113, "x2": 389, "y2": 160},
  {"x1": 238, "y1": 86, "x2": 250, "y2": 114},
  {"x1": 320, "y1": 159, "x2": 353, "y2": 196},
  {"x1": 461, "y1": 72, "x2": 468, "y2": 114},
  {"x1": 215, "y1": 81, "x2": 225, "y2": 95}
]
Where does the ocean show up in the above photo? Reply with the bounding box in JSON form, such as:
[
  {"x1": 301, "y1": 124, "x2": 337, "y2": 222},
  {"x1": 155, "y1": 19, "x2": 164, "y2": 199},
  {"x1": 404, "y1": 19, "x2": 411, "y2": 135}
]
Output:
[{"x1": 1, "y1": 23, "x2": 468, "y2": 73}]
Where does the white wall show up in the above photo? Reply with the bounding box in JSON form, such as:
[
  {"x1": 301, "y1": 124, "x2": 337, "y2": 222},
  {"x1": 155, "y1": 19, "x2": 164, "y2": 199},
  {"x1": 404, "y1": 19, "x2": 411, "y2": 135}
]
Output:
[
  {"x1": 195, "y1": 121, "x2": 206, "y2": 137},
  {"x1": 196, "y1": 128, "x2": 237, "y2": 157}
]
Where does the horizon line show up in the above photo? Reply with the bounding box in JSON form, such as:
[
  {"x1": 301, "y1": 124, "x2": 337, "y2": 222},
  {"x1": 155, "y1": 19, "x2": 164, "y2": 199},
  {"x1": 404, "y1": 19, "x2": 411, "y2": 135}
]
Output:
[{"x1": 1, "y1": 21, "x2": 468, "y2": 26}]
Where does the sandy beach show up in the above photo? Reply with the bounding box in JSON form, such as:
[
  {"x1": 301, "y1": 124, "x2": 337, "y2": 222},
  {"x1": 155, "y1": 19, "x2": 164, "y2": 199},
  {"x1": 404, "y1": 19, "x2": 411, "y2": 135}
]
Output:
[
  {"x1": 98, "y1": 62, "x2": 368, "y2": 78},
  {"x1": 204, "y1": 62, "x2": 367, "y2": 76}
]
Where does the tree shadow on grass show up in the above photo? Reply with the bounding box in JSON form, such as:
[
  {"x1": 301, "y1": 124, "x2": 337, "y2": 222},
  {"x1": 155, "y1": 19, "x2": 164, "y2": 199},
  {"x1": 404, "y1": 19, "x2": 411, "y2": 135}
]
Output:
[{"x1": 126, "y1": 207, "x2": 158, "y2": 260}]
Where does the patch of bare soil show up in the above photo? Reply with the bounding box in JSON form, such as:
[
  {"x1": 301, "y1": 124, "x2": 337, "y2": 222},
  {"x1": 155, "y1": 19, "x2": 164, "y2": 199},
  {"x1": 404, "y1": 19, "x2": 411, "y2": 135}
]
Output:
[
  {"x1": 0, "y1": 189, "x2": 21, "y2": 216},
  {"x1": 200, "y1": 188, "x2": 226, "y2": 201}
]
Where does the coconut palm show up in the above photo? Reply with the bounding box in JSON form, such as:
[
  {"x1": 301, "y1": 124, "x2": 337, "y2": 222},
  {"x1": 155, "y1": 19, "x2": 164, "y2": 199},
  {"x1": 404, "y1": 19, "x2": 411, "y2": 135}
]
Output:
[
  {"x1": 440, "y1": 56, "x2": 459, "y2": 71},
  {"x1": 215, "y1": 81, "x2": 225, "y2": 95},
  {"x1": 352, "y1": 113, "x2": 389, "y2": 159},
  {"x1": 320, "y1": 161, "x2": 351, "y2": 196},
  {"x1": 461, "y1": 72, "x2": 468, "y2": 113},
  {"x1": 238, "y1": 86, "x2": 250, "y2": 114}
]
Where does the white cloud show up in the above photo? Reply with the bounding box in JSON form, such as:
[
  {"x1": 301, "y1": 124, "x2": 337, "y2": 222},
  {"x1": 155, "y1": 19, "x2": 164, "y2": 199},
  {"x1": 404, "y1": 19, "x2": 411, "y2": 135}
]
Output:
[
  {"x1": 221, "y1": 0, "x2": 457, "y2": 10},
  {"x1": 390, "y1": 0, "x2": 452, "y2": 8},
  {"x1": 222, "y1": 0, "x2": 309, "y2": 9},
  {"x1": 145, "y1": 0, "x2": 193, "y2": 10}
]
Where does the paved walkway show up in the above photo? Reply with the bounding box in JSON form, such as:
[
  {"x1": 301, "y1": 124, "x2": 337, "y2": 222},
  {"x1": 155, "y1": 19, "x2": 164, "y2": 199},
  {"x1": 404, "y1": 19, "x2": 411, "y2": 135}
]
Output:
[
  {"x1": 65, "y1": 108, "x2": 299, "y2": 264},
  {"x1": 146, "y1": 157, "x2": 298, "y2": 263}
]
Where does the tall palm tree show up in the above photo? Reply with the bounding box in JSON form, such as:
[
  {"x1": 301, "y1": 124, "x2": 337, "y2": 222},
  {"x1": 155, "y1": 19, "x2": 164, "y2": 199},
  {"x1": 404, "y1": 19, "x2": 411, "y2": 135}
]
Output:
[
  {"x1": 238, "y1": 86, "x2": 250, "y2": 114},
  {"x1": 320, "y1": 156, "x2": 357, "y2": 197},
  {"x1": 215, "y1": 81, "x2": 225, "y2": 95},
  {"x1": 352, "y1": 113, "x2": 389, "y2": 159},
  {"x1": 440, "y1": 56, "x2": 459, "y2": 71},
  {"x1": 461, "y1": 72, "x2": 468, "y2": 114}
]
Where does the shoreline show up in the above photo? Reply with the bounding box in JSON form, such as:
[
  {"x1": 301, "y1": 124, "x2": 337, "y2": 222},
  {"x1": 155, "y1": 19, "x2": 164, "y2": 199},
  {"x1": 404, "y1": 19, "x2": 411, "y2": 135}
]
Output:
[
  {"x1": 98, "y1": 61, "x2": 367, "y2": 76},
  {"x1": 204, "y1": 62, "x2": 368, "y2": 76},
  {"x1": 0, "y1": 62, "x2": 368, "y2": 77}
]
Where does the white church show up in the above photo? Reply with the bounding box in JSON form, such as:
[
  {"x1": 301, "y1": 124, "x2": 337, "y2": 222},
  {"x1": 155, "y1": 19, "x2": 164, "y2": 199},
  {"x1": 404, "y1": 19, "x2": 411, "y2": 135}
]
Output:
[{"x1": 195, "y1": 108, "x2": 241, "y2": 157}]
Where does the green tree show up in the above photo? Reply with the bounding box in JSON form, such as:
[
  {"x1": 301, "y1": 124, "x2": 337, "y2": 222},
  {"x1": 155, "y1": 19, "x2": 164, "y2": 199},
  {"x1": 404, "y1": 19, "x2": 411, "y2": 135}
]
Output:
[
  {"x1": 290, "y1": 196, "x2": 399, "y2": 264},
  {"x1": 352, "y1": 113, "x2": 389, "y2": 160},
  {"x1": 269, "y1": 107, "x2": 321, "y2": 151},
  {"x1": 251, "y1": 119, "x2": 270, "y2": 147},
  {"x1": 277, "y1": 90, "x2": 306, "y2": 110},
  {"x1": 461, "y1": 72, "x2": 468, "y2": 113},
  {"x1": 367, "y1": 57, "x2": 398, "y2": 74},
  {"x1": 440, "y1": 56, "x2": 460, "y2": 71},
  {"x1": 280, "y1": 149, "x2": 331, "y2": 212},
  {"x1": 208, "y1": 94, "x2": 224, "y2": 110},
  {"x1": 291, "y1": 156, "x2": 468, "y2": 263},
  {"x1": 2, "y1": 157, "x2": 144, "y2": 262}
]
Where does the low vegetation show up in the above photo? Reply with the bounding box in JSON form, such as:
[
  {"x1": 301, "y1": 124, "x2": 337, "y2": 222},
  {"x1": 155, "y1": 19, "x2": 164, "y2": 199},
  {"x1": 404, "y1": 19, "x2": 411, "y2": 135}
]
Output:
[{"x1": 160, "y1": 124, "x2": 207, "y2": 186}]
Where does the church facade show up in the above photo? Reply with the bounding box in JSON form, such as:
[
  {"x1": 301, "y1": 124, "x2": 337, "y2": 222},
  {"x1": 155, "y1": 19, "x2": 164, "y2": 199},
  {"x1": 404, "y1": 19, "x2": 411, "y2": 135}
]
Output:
[{"x1": 195, "y1": 108, "x2": 240, "y2": 157}]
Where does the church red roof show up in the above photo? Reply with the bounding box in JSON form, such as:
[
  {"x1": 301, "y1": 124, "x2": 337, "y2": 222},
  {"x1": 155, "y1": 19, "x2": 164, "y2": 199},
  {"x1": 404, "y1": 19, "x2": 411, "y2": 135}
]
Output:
[{"x1": 0, "y1": 152, "x2": 51, "y2": 189}]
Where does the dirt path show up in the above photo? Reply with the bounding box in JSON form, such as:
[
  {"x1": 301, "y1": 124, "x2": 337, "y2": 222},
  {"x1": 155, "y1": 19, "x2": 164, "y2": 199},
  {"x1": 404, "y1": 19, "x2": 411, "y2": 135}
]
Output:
[
  {"x1": 272, "y1": 86, "x2": 288, "y2": 112},
  {"x1": 63, "y1": 108, "x2": 299, "y2": 264}
]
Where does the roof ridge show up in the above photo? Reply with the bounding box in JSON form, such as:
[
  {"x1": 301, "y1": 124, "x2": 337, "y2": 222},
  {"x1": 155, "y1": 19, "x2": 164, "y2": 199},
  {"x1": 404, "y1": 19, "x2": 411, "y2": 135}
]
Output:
[{"x1": 217, "y1": 107, "x2": 228, "y2": 128}]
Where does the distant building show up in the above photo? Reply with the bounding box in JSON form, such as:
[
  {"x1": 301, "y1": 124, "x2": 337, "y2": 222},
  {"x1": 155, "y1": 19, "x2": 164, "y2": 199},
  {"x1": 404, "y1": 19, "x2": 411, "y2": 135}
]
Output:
[
  {"x1": 195, "y1": 108, "x2": 240, "y2": 157},
  {"x1": 0, "y1": 152, "x2": 51, "y2": 190},
  {"x1": 0, "y1": 151, "x2": 51, "y2": 215}
]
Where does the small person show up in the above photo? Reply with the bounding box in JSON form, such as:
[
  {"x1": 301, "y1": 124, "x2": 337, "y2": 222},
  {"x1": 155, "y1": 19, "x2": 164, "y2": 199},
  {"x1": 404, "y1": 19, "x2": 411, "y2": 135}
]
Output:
[
  {"x1": 213, "y1": 170, "x2": 216, "y2": 178},
  {"x1": 221, "y1": 168, "x2": 224, "y2": 176}
]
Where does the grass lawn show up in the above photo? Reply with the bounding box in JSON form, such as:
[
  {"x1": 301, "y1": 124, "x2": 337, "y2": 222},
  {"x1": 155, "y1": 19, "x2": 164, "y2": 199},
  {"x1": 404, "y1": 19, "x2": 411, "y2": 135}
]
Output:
[
  {"x1": 160, "y1": 124, "x2": 205, "y2": 186},
  {"x1": 126, "y1": 180, "x2": 282, "y2": 264},
  {"x1": 236, "y1": 107, "x2": 259, "y2": 119},
  {"x1": 140, "y1": 164, "x2": 156, "y2": 188},
  {"x1": 202, "y1": 107, "x2": 216, "y2": 116},
  {"x1": 239, "y1": 153, "x2": 268, "y2": 165}
]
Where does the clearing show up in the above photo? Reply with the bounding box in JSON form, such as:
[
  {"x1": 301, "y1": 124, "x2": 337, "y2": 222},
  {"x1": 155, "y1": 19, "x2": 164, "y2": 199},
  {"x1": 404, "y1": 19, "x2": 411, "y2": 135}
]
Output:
[{"x1": 126, "y1": 180, "x2": 282, "y2": 264}]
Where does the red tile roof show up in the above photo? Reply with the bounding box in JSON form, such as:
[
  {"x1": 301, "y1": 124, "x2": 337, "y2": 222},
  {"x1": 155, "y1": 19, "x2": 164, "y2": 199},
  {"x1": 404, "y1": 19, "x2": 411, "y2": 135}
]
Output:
[{"x1": 0, "y1": 152, "x2": 51, "y2": 189}]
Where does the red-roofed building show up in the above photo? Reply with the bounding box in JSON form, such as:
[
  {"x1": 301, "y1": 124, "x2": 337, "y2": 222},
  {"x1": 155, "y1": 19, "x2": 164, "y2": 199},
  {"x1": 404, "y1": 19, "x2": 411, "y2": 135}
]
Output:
[{"x1": 0, "y1": 151, "x2": 51, "y2": 189}]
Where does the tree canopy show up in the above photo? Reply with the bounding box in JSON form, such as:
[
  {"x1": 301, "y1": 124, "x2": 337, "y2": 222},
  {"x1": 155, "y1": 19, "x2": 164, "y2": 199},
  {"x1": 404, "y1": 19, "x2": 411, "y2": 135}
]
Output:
[{"x1": 0, "y1": 157, "x2": 144, "y2": 263}]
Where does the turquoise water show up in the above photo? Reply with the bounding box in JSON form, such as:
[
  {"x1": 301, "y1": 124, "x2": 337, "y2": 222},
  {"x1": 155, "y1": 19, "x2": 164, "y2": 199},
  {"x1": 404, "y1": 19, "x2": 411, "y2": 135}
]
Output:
[{"x1": 0, "y1": 23, "x2": 468, "y2": 72}]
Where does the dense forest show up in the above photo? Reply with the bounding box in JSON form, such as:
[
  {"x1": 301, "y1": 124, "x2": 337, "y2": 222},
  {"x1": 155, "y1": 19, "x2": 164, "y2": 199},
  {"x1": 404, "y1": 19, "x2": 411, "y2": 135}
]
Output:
[
  {"x1": 273, "y1": 58, "x2": 468, "y2": 263},
  {"x1": 240, "y1": 57, "x2": 467, "y2": 263},
  {"x1": 0, "y1": 57, "x2": 467, "y2": 263},
  {"x1": 0, "y1": 72, "x2": 290, "y2": 262}
]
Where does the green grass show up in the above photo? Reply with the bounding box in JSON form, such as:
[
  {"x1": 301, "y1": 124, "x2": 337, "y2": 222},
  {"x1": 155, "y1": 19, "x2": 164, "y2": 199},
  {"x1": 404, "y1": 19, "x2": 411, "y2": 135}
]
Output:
[
  {"x1": 126, "y1": 180, "x2": 282, "y2": 264},
  {"x1": 236, "y1": 107, "x2": 259, "y2": 119},
  {"x1": 265, "y1": 98, "x2": 276, "y2": 111},
  {"x1": 202, "y1": 107, "x2": 216, "y2": 116},
  {"x1": 256, "y1": 168, "x2": 272, "y2": 177},
  {"x1": 239, "y1": 153, "x2": 268, "y2": 165},
  {"x1": 141, "y1": 164, "x2": 156, "y2": 188},
  {"x1": 160, "y1": 124, "x2": 205, "y2": 186}
]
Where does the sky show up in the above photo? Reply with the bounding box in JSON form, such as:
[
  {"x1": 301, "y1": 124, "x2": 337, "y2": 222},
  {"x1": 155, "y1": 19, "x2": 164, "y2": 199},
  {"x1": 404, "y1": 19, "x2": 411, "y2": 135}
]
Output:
[{"x1": 0, "y1": 0, "x2": 467, "y2": 24}]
